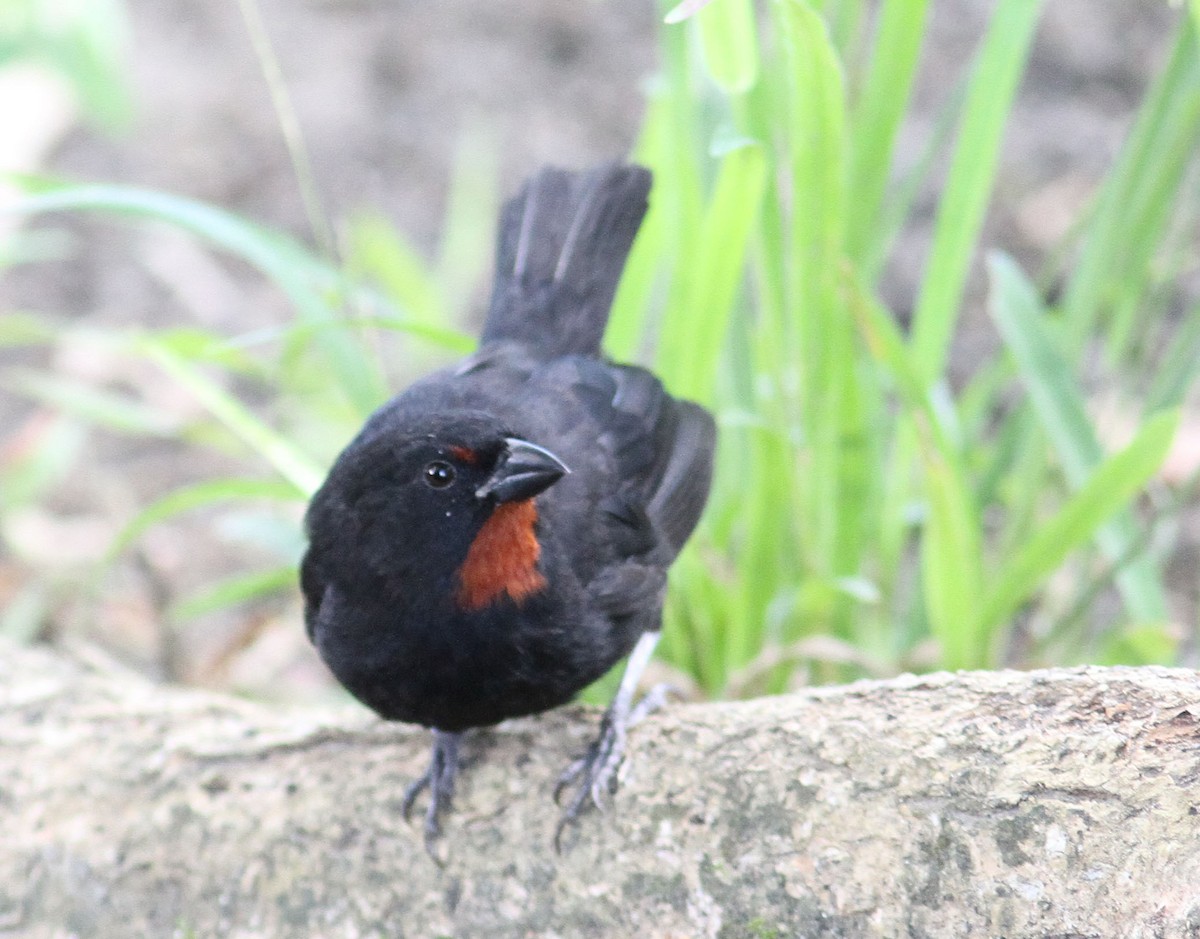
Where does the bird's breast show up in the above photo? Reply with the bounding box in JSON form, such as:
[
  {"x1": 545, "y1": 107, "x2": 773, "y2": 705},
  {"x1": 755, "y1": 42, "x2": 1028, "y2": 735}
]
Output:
[{"x1": 454, "y1": 499, "x2": 547, "y2": 611}]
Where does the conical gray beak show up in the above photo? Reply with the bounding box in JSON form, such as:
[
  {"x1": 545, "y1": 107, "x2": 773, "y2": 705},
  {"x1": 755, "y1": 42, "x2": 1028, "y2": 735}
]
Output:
[{"x1": 475, "y1": 437, "x2": 570, "y2": 503}]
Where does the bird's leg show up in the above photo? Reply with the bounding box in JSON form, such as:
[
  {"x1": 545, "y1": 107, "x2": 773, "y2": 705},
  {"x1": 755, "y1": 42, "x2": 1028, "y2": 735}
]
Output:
[
  {"x1": 554, "y1": 630, "x2": 670, "y2": 849},
  {"x1": 401, "y1": 729, "x2": 462, "y2": 856}
]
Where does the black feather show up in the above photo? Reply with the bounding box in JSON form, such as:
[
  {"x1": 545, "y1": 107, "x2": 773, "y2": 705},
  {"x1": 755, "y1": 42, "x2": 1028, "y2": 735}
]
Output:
[
  {"x1": 646, "y1": 401, "x2": 716, "y2": 552},
  {"x1": 481, "y1": 164, "x2": 651, "y2": 358}
]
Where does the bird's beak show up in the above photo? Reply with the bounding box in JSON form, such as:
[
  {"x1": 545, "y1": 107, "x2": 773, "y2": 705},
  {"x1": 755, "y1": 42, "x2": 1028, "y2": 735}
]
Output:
[{"x1": 475, "y1": 437, "x2": 570, "y2": 503}]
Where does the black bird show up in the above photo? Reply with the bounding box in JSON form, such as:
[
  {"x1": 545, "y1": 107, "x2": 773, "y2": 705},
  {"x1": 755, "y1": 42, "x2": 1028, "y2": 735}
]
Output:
[{"x1": 300, "y1": 163, "x2": 716, "y2": 850}]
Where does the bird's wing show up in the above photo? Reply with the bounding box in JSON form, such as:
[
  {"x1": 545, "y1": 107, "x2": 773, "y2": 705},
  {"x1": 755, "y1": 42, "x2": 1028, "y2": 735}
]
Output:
[{"x1": 524, "y1": 355, "x2": 716, "y2": 560}]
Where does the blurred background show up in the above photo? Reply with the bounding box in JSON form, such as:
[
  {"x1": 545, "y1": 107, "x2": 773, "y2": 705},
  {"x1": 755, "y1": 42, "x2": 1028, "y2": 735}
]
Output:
[{"x1": 2, "y1": 0, "x2": 1198, "y2": 707}]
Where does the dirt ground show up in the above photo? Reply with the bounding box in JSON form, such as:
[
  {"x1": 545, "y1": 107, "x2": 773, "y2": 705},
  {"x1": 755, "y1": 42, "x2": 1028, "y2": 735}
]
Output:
[{"x1": 0, "y1": 0, "x2": 1191, "y2": 701}]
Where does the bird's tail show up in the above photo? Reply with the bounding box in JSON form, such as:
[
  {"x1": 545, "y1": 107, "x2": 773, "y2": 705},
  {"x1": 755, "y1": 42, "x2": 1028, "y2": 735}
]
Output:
[{"x1": 480, "y1": 163, "x2": 651, "y2": 358}]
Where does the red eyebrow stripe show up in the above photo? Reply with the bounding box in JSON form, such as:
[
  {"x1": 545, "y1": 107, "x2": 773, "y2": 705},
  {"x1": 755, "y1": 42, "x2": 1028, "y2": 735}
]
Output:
[{"x1": 449, "y1": 446, "x2": 478, "y2": 464}]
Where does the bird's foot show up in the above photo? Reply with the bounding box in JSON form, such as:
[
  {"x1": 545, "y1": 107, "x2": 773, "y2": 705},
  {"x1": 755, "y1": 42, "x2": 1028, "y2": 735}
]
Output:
[
  {"x1": 401, "y1": 729, "x2": 462, "y2": 860},
  {"x1": 553, "y1": 682, "x2": 675, "y2": 850}
]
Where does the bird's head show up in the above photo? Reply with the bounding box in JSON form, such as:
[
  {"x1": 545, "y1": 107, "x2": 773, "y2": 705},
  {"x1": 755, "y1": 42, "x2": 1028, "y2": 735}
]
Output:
[{"x1": 306, "y1": 412, "x2": 569, "y2": 611}]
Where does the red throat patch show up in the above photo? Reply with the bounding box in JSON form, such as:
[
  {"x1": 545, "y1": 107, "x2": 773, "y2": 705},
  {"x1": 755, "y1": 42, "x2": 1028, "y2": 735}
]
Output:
[{"x1": 456, "y1": 499, "x2": 547, "y2": 610}]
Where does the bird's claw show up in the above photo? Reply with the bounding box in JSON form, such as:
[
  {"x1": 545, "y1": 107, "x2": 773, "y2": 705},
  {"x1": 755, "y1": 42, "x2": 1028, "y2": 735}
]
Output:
[
  {"x1": 628, "y1": 682, "x2": 678, "y2": 726},
  {"x1": 402, "y1": 730, "x2": 461, "y2": 861},
  {"x1": 553, "y1": 720, "x2": 620, "y2": 851},
  {"x1": 553, "y1": 682, "x2": 676, "y2": 851}
]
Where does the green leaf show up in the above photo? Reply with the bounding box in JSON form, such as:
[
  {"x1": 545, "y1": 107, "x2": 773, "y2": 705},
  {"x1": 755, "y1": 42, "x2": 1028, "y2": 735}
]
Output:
[
  {"x1": 0, "y1": 416, "x2": 87, "y2": 512},
  {"x1": 909, "y1": 0, "x2": 1042, "y2": 384},
  {"x1": 1062, "y1": 22, "x2": 1200, "y2": 351},
  {"x1": 656, "y1": 141, "x2": 766, "y2": 403},
  {"x1": 604, "y1": 90, "x2": 671, "y2": 362},
  {"x1": 846, "y1": 271, "x2": 985, "y2": 667},
  {"x1": 1099, "y1": 623, "x2": 1178, "y2": 667},
  {"x1": 349, "y1": 316, "x2": 474, "y2": 353},
  {"x1": 980, "y1": 409, "x2": 1179, "y2": 634},
  {"x1": 664, "y1": 0, "x2": 717, "y2": 24},
  {"x1": 3, "y1": 0, "x2": 133, "y2": 129},
  {"x1": 776, "y1": 0, "x2": 872, "y2": 606},
  {"x1": 777, "y1": 0, "x2": 845, "y2": 313},
  {"x1": 697, "y1": 0, "x2": 760, "y2": 94},
  {"x1": 1146, "y1": 301, "x2": 1200, "y2": 413},
  {"x1": 7, "y1": 182, "x2": 387, "y2": 415},
  {"x1": 347, "y1": 213, "x2": 443, "y2": 325},
  {"x1": 918, "y1": 432, "x2": 985, "y2": 670},
  {"x1": 143, "y1": 341, "x2": 325, "y2": 496},
  {"x1": 219, "y1": 317, "x2": 473, "y2": 359},
  {"x1": 436, "y1": 132, "x2": 499, "y2": 315},
  {"x1": 0, "y1": 312, "x2": 58, "y2": 348},
  {"x1": 5, "y1": 369, "x2": 180, "y2": 437},
  {"x1": 843, "y1": 0, "x2": 930, "y2": 270},
  {"x1": 987, "y1": 253, "x2": 1167, "y2": 622},
  {"x1": 172, "y1": 566, "x2": 297, "y2": 620},
  {"x1": 109, "y1": 477, "x2": 306, "y2": 559},
  {"x1": 845, "y1": 272, "x2": 927, "y2": 415},
  {"x1": 217, "y1": 510, "x2": 307, "y2": 562},
  {"x1": 916, "y1": 417, "x2": 984, "y2": 667},
  {"x1": 148, "y1": 327, "x2": 265, "y2": 375}
]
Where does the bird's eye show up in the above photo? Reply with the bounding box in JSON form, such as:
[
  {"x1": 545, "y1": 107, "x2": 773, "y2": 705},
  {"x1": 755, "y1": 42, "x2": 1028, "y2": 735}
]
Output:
[{"x1": 423, "y1": 460, "x2": 456, "y2": 489}]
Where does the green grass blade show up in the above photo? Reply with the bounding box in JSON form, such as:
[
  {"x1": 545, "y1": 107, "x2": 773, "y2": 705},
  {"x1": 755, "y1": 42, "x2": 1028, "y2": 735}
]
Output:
[
  {"x1": 844, "y1": 0, "x2": 930, "y2": 270},
  {"x1": 0, "y1": 416, "x2": 87, "y2": 513},
  {"x1": 0, "y1": 312, "x2": 58, "y2": 347},
  {"x1": 847, "y1": 272, "x2": 984, "y2": 666},
  {"x1": 920, "y1": 440, "x2": 985, "y2": 669},
  {"x1": 656, "y1": 142, "x2": 766, "y2": 404},
  {"x1": 846, "y1": 272, "x2": 927, "y2": 414},
  {"x1": 5, "y1": 369, "x2": 180, "y2": 437},
  {"x1": 1147, "y1": 301, "x2": 1200, "y2": 412},
  {"x1": 728, "y1": 423, "x2": 798, "y2": 672},
  {"x1": 143, "y1": 341, "x2": 325, "y2": 496},
  {"x1": 980, "y1": 409, "x2": 1179, "y2": 634},
  {"x1": 8, "y1": 181, "x2": 388, "y2": 414},
  {"x1": 663, "y1": 544, "x2": 730, "y2": 693},
  {"x1": 235, "y1": 0, "x2": 335, "y2": 258},
  {"x1": 31, "y1": 0, "x2": 133, "y2": 129},
  {"x1": 109, "y1": 477, "x2": 306, "y2": 559},
  {"x1": 172, "y1": 566, "x2": 297, "y2": 620},
  {"x1": 777, "y1": 0, "x2": 864, "y2": 599},
  {"x1": 909, "y1": 0, "x2": 1042, "y2": 384},
  {"x1": 1101, "y1": 27, "x2": 1200, "y2": 364},
  {"x1": 864, "y1": 73, "x2": 968, "y2": 285},
  {"x1": 743, "y1": 63, "x2": 790, "y2": 338},
  {"x1": 141, "y1": 327, "x2": 266, "y2": 375},
  {"x1": 696, "y1": 0, "x2": 760, "y2": 94},
  {"x1": 224, "y1": 316, "x2": 473, "y2": 359},
  {"x1": 663, "y1": 0, "x2": 716, "y2": 23},
  {"x1": 347, "y1": 214, "x2": 443, "y2": 325},
  {"x1": 987, "y1": 253, "x2": 1166, "y2": 622},
  {"x1": 605, "y1": 88, "x2": 673, "y2": 362},
  {"x1": 827, "y1": 0, "x2": 866, "y2": 61},
  {"x1": 777, "y1": 0, "x2": 845, "y2": 314},
  {"x1": 616, "y1": 7, "x2": 706, "y2": 368},
  {"x1": 436, "y1": 132, "x2": 499, "y2": 315},
  {"x1": 1099, "y1": 623, "x2": 1178, "y2": 667},
  {"x1": 988, "y1": 257, "x2": 1101, "y2": 480},
  {"x1": 1062, "y1": 23, "x2": 1200, "y2": 349}
]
